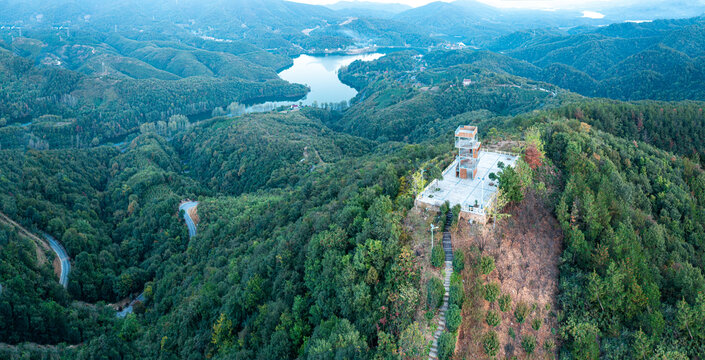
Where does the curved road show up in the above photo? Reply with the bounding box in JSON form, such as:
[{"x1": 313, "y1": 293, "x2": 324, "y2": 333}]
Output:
[
  {"x1": 117, "y1": 201, "x2": 198, "y2": 318},
  {"x1": 179, "y1": 201, "x2": 199, "y2": 238},
  {"x1": 43, "y1": 232, "x2": 70, "y2": 288},
  {"x1": 0, "y1": 211, "x2": 69, "y2": 288}
]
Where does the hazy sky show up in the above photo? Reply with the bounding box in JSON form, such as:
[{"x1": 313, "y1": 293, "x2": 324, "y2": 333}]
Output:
[{"x1": 291, "y1": 0, "x2": 628, "y2": 9}]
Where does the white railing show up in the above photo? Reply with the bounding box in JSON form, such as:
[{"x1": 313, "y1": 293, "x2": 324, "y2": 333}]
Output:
[
  {"x1": 464, "y1": 191, "x2": 498, "y2": 216},
  {"x1": 485, "y1": 149, "x2": 519, "y2": 157}
]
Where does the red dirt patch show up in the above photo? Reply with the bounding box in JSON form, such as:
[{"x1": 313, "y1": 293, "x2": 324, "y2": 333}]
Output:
[
  {"x1": 455, "y1": 190, "x2": 563, "y2": 359},
  {"x1": 187, "y1": 206, "x2": 200, "y2": 226}
]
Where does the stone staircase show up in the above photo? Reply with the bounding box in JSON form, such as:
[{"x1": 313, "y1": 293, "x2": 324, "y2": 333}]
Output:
[{"x1": 429, "y1": 212, "x2": 454, "y2": 360}]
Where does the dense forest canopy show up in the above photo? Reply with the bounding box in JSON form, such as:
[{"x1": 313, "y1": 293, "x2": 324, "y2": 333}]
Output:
[{"x1": 3, "y1": 0, "x2": 705, "y2": 359}]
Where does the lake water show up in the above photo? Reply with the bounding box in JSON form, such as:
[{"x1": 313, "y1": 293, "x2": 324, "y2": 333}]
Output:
[{"x1": 240, "y1": 53, "x2": 383, "y2": 114}]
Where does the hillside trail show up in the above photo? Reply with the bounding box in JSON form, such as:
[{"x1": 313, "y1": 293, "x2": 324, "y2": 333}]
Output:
[{"x1": 429, "y1": 211, "x2": 454, "y2": 360}]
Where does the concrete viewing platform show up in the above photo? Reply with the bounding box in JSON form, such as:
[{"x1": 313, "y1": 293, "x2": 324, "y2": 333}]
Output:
[{"x1": 416, "y1": 150, "x2": 518, "y2": 221}]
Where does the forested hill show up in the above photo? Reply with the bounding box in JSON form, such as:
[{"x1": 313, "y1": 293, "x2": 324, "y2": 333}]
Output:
[
  {"x1": 0, "y1": 48, "x2": 308, "y2": 148},
  {"x1": 0, "y1": 109, "x2": 450, "y2": 358},
  {"x1": 335, "y1": 50, "x2": 575, "y2": 142},
  {"x1": 485, "y1": 16, "x2": 705, "y2": 101},
  {"x1": 0, "y1": 0, "x2": 435, "y2": 54}
]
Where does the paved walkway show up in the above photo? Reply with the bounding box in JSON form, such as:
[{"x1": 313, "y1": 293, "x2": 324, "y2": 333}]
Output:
[{"x1": 429, "y1": 211, "x2": 454, "y2": 360}]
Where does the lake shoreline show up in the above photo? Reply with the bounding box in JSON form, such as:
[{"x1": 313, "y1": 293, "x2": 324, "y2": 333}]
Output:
[{"x1": 236, "y1": 53, "x2": 383, "y2": 114}]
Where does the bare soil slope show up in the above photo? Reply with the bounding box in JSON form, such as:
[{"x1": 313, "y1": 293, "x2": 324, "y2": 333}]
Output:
[{"x1": 455, "y1": 190, "x2": 563, "y2": 359}]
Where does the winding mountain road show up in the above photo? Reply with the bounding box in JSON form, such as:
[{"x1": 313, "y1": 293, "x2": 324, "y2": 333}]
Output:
[
  {"x1": 0, "y1": 211, "x2": 69, "y2": 287},
  {"x1": 179, "y1": 201, "x2": 199, "y2": 238},
  {"x1": 117, "y1": 201, "x2": 199, "y2": 318},
  {"x1": 43, "y1": 232, "x2": 70, "y2": 288}
]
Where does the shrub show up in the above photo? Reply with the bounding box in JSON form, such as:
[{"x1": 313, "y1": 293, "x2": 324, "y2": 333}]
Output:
[
  {"x1": 438, "y1": 331, "x2": 456, "y2": 360},
  {"x1": 398, "y1": 322, "x2": 425, "y2": 359},
  {"x1": 427, "y1": 277, "x2": 444, "y2": 309},
  {"x1": 440, "y1": 201, "x2": 450, "y2": 216},
  {"x1": 532, "y1": 317, "x2": 542, "y2": 331},
  {"x1": 563, "y1": 321, "x2": 600, "y2": 360},
  {"x1": 449, "y1": 273, "x2": 465, "y2": 308},
  {"x1": 431, "y1": 244, "x2": 444, "y2": 268},
  {"x1": 544, "y1": 338, "x2": 555, "y2": 351},
  {"x1": 485, "y1": 310, "x2": 500, "y2": 327},
  {"x1": 499, "y1": 165, "x2": 524, "y2": 203},
  {"x1": 521, "y1": 335, "x2": 537, "y2": 355},
  {"x1": 453, "y1": 250, "x2": 465, "y2": 273},
  {"x1": 484, "y1": 282, "x2": 500, "y2": 303},
  {"x1": 498, "y1": 294, "x2": 511, "y2": 312},
  {"x1": 133, "y1": 301, "x2": 145, "y2": 315},
  {"x1": 482, "y1": 330, "x2": 500, "y2": 357},
  {"x1": 508, "y1": 327, "x2": 516, "y2": 339},
  {"x1": 446, "y1": 304, "x2": 462, "y2": 333},
  {"x1": 515, "y1": 301, "x2": 529, "y2": 323},
  {"x1": 451, "y1": 204, "x2": 461, "y2": 226},
  {"x1": 479, "y1": 255, "x2": 495, "y2": 275}
]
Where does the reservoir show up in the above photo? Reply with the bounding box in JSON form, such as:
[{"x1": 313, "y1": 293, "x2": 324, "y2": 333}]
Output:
[{"x1": 240, "y1": 52, "x2": 383, "y2": 113}]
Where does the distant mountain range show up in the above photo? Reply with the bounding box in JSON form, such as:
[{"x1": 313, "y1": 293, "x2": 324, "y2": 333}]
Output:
[
  {"x1": 466, "y1": 16, "x2": 705, "y2": 101},
  {"x1": 326, "y1": 1, "x2": 412, "y2": 18},
  {"x1": 2, "y1": 0, "x2": 704, "y2": 49},
  {"x1": 392, "y1": 0, "x2": 705, "y2": 44}
]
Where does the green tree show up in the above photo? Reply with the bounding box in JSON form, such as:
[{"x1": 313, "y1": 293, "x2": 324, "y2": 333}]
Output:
[
  {"x1": 411, "y1": 170, "x2": 427, "y2": 201},
  {"x1": 498, "y1": 294, "x2": 511, "y2": 312},
  {"x1": 437, "y1": 331, "x2": 455, "y2": 360},
  {"x1": 118, "y1": 314, "x2": 141, "y2": 342},
  {"x1": 431, "y1": 244, "x2": 444, "y2": 268},
  {"x1": 485, "y1": 310, "x2": 500, "y2": 327},
  {"x1": 446, "y1": 304, "x2": 462, "y2": 333},
  {"x1": 449, "y1": 273, "x2": 465, "y2": 308},
  {"x1": 398, "y1": 322, "x2": 425, "y2": 360},
  {"x1": 515, "y1": 301, "x2": 529, "y2": 323},
  {"x1": 521, "y1": 335, "x2": 537, "y2": 356},
  {"x1": 483, "y1": 330, "x2": 499, "y2": 357},
  {"x1": 484, "y1": 282, "x2": 500, "y2": 303},
  {"x1": 427, "y1": 277, "x2": 444, "y2": 309},
  {"x1": 479, "y1": 255, "x2": 495, "y2": 275},
  {"x1": 499, "y1": 166, "x2": 524, "y2": 203},
  {"x1": 452, "y1": 250, "x2": 465, "y2": 273},
  {"x1": 631, "y1": 329, "x2": 652, "y2": 360},
  {"x1": 562, "y1": 319, "x2": 600, "y2": 360},
  {"x1": 211, "y1": 313, "x2": 234, "y2": 352},
  {"x1": 304, "y1": 317, "x2": 368, "y2": 359}
]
